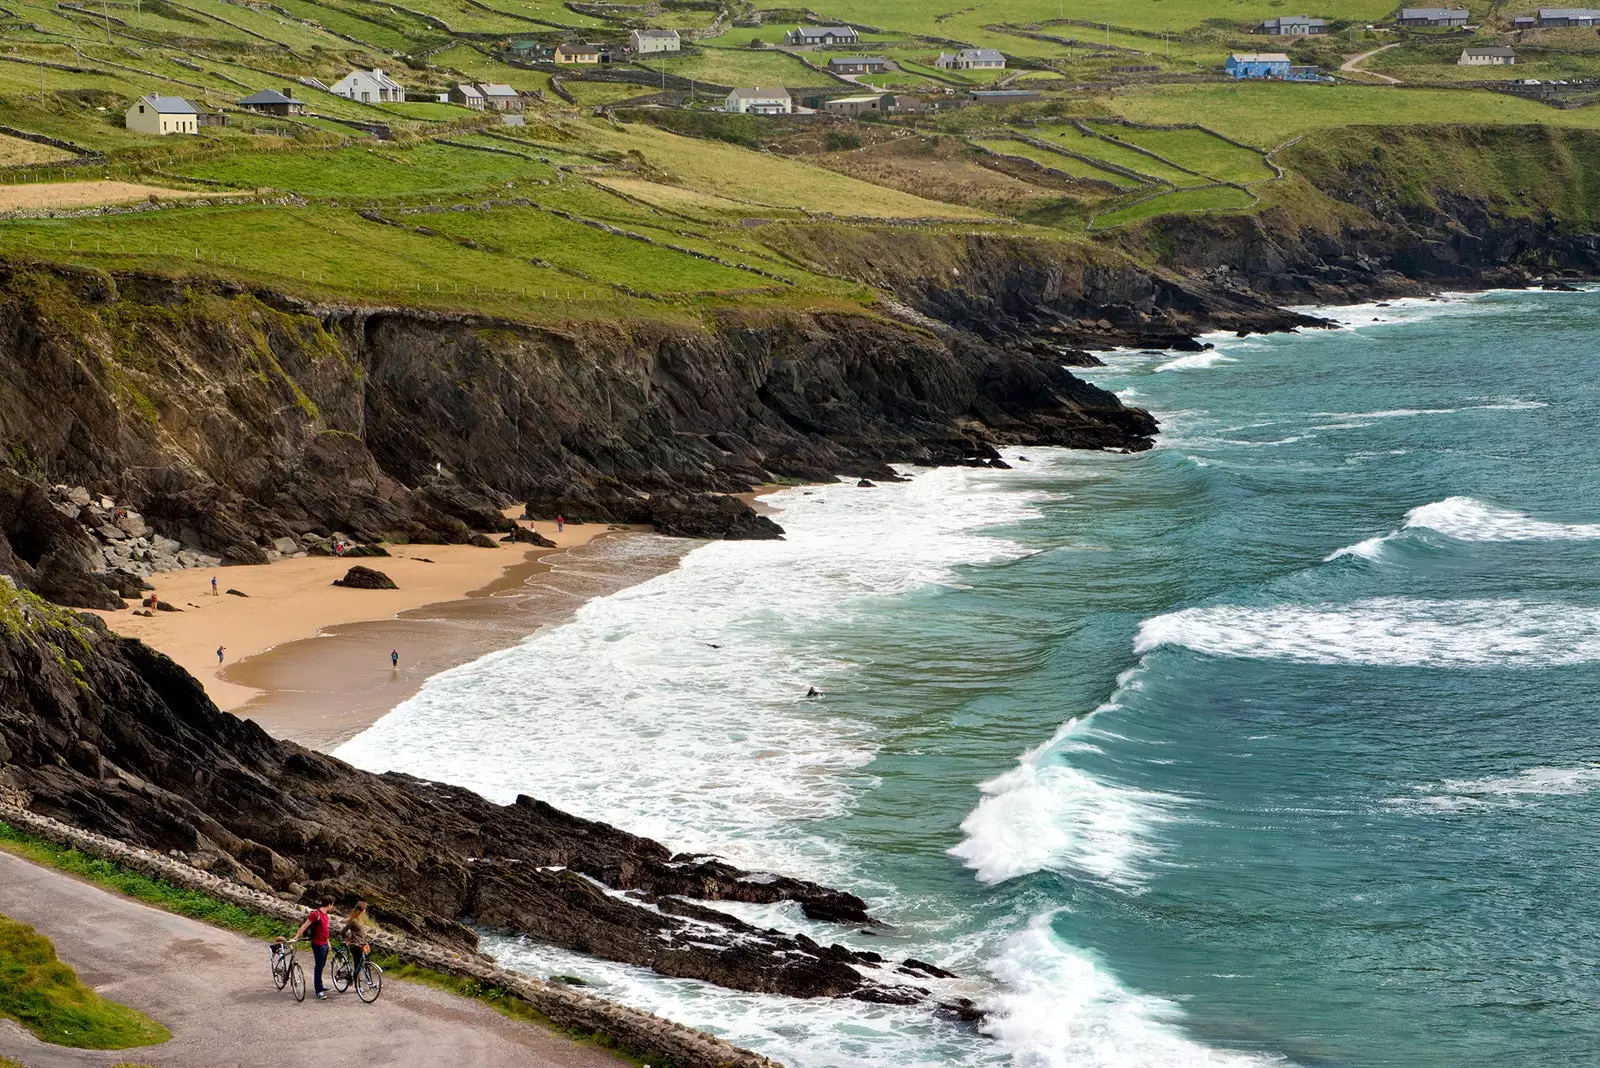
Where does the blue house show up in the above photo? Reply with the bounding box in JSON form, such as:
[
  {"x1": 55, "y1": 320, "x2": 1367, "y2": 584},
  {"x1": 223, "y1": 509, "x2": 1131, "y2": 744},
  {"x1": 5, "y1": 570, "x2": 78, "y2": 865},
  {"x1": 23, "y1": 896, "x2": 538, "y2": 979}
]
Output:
[{"x1": 1226, "y1": 52, "x2": 1292, "y2": 78}]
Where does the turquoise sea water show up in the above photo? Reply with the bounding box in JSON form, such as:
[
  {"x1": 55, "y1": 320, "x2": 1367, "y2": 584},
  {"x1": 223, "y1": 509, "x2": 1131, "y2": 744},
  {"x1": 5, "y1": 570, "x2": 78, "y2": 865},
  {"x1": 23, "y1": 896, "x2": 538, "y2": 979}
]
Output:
[{"x1": 340, "y1": 290, "x2": 1600, "y2": 1067}]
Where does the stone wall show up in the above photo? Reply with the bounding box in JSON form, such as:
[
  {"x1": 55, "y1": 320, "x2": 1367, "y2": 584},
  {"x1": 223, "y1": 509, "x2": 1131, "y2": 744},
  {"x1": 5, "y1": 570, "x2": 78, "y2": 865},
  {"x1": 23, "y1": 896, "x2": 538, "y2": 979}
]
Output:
[{"x1": 0, "y1": 803, "x2": 783, "y2": 1068}]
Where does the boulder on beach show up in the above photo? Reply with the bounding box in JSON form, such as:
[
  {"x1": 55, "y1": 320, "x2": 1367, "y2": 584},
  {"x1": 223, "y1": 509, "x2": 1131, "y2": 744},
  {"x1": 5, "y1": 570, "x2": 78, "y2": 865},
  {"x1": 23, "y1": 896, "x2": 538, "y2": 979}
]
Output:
[
  {"x1": 502, "y1": 526, "x2": 557, "y2": 548},
  {"x1": 332, "y1": 566, "x2": 397, "y2": 590}
]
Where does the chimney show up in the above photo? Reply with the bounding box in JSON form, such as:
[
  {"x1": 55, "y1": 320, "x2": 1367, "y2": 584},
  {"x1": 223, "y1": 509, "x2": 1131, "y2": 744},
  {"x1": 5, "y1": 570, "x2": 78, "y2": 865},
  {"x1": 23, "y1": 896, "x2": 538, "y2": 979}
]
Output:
[
  {"x1": 374, "y1": 68, "x2": 384, "y2": 77},
  {"x1": 283, "y1": 87, "x2": 293, "y2": 97}
]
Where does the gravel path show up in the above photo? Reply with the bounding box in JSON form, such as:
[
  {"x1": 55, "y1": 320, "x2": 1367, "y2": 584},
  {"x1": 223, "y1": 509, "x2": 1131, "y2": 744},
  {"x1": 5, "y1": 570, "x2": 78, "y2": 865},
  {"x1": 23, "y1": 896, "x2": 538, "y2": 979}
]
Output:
[{"x1": 0, "y1": 849, "x2": 626, "y2": 1068}]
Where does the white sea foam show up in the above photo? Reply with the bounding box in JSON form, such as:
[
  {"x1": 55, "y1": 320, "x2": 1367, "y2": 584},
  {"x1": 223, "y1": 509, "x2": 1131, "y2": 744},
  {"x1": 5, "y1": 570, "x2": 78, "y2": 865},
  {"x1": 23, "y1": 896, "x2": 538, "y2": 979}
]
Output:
[
  {"x1": 1155, "y1": 350, "x2": 1235, "y2": 372},
  {"x1": 1325, "y1": 496, "x2": 1600, "y2": 560},
  {"x1": 1313, "y1": 400, "x2": 1546, "y2": 422},
  {"x1": 1136, "y1": 597, "x2": 1600, "y2": 668},
  {"x1": 1387, "y1": 765, "x2": 1600, "y2": 813},
  {"x1": 337, "y1": 461, "x2": 1058, "y2": 879},
  {"x1": 985, "y1": 913, "x2": 1279, "y2": 1068},
  {"x1": 950, "y1": 668, "x2": 1179, "y2": 889}
]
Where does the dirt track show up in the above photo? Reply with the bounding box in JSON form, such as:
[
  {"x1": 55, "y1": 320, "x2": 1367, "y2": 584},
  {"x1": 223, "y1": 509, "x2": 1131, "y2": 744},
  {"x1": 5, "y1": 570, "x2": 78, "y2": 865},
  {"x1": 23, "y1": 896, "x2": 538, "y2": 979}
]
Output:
[
  {"x1": 0, "y1": 849, "x2": 626, "y2": 1068},
  {"x1": 0, "y1": 181, "x2": 211, "y2": 212}
]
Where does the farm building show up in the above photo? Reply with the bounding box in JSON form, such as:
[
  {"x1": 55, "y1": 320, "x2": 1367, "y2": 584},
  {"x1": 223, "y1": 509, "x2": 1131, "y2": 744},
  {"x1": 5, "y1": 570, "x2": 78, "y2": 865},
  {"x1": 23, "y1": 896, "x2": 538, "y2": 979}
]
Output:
[
  {"x1": 1396, "y1": 7, "x2": 1469, "y2": 26},
  {"x1": 936, "y1": 48, "x2": 1007, "y2": 70},
  {"x1": 480, "y1": 84, "x2": 522, "y2": 111},
  {"x1": 237, "y1": 87, "x2": 305, "y2": 116},
  {"x1": 125, "y1": 94, "x2": 198, "y2": 135},
  {"x1": 822, "y1": 92, "x2": 894, "y2": 116},
  {"x1": 1459, "y1": 45, "x2": 1516, "y2": 64},
  {"x1": 828, "y1": 56, "x2": 888, "y2": 74},
  {"x1": 1253, "y1": 15, "x2": 1328, "y2": 34},
  {"x1": 554, "y1": 42, "x2": 602, "y2": 63},
  {"x1": 784, "y1": 25, "x2": 859, "y2": 46},
  {"x1": 725, "y1": 86, "x2": 792, "y2": 114},
  {"x1": 330, "y1": 68, "x2": 406, "y2": 103},
  {"x1": 1535, "y1": 7, "x2": 1600, "y2": 25},
  {"x1": 1225, "y1": 52, "x2": 1292, "y2": 78},
  {"x1": 449, "y1": 83, "x2": 486, "y2": 110},
  {"x1": 968, "y1": 89, "x2": 1040, "y2": 103},
  {"x1": 630, "y1": 28, "x2": 681, "y2": 53}
]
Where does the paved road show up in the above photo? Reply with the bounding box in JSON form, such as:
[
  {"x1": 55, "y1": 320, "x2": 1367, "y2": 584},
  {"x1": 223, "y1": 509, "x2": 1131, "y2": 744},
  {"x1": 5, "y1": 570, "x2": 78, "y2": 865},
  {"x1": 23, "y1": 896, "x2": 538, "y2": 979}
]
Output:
[
  {"x1": 0, "y1": 850, "x2": 625, "y2": 1068},
  {"x1": 1340, "y1": 43, "x2": 1402, "y2": 83}
]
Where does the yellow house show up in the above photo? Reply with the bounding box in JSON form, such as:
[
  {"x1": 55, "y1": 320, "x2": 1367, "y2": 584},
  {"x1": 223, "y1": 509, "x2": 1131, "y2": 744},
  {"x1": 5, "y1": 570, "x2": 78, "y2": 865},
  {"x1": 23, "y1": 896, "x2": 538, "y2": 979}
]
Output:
[
  {"x1": 554, "y1": 42, "x2": 601, "y2": 64},
  {"x1": 125, "y1": 94, "x2": 199, "y2": 135}
]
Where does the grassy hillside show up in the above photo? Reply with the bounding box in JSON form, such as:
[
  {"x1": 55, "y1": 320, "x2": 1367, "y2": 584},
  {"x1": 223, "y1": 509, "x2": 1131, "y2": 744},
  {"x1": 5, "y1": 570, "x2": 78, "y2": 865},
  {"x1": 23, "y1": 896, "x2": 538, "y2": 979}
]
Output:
[{"x1": 0, "y1": 914, "x2": 170, "y2": 1049}]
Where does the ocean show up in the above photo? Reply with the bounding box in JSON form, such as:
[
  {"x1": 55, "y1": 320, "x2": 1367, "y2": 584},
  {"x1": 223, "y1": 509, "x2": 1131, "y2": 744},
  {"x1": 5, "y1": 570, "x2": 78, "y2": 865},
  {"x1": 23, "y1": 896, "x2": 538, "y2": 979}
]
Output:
[{"x1": 337, "y1": 289, "x2": 1600, "y2": 1068}]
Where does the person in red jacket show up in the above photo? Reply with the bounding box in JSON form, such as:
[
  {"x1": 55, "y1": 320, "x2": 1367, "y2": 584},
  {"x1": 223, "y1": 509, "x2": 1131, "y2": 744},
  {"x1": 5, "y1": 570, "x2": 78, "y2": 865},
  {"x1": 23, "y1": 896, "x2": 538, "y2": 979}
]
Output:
[{"x1": 291, "y1": 896, "x2": 336, "y2": 1000}]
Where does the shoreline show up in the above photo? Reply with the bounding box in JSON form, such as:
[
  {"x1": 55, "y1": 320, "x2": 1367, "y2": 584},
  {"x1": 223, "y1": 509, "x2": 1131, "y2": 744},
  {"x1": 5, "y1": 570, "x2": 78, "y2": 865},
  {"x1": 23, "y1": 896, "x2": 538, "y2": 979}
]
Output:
[{"x1": 88, "y1": 515, "x2": 693, "y2": 751}]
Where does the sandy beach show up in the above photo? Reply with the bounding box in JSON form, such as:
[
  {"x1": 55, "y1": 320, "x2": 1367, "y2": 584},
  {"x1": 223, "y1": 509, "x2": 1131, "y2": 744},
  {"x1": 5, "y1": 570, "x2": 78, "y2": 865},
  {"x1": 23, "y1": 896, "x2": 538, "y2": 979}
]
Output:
[{"x1": 88, "y1": 517, "x2": 694, "y2": 750}]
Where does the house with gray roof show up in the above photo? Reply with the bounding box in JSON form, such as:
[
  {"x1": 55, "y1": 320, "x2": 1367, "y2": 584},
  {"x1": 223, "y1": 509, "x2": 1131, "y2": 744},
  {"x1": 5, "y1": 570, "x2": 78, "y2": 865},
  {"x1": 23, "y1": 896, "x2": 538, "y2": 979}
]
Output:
[
  {"x1": 125, "y1": 94, "x2": 198, "y2": 135},
  {"x1": 448, "y1": 83, "x2": 485, "y2": 110},
  {"x1": 1459, "y1": 45, "x2": 1517, "y2": 63},
  {"x1": 725, "y1": 86, "x2": 792, "y2": 114},
  {"x1": 237, "y1": 87, "x2": 306, "y2": 116},
  {"x1": 784, "y1": 25, "x2": 859, "y2": 46},
  {"x1": 478, "y1": 83, "x2": 522, "y2": 111},
  {"x1": 330, "y1": 68, "x2": 406, "y2": 103},
  {"x1": 936, "y1": 48, "x2": 1006, "y2": 70},
  {"x1": 629, "y1": 28, "x2": 681, "y2": 53},
  {"x1": 1253, "y1": 15, "x2": 1329, "y2": 34},
  {"x1": 1536, "y1": 7, "x2": 1600, "y2": 25},
  {"x1": 1396, "y1": 7, "x2": 1469, "y2": 26}
]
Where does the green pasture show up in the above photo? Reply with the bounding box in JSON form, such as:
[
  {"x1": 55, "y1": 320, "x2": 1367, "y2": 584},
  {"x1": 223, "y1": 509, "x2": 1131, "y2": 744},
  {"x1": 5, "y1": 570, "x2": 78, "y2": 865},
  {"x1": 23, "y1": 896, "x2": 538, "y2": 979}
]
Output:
[
  {"x1": 1086, "y1": 122, "x2": 1276, "y2": 183},
  {"x1": 1024, "y1": 123, "x2": 1202, "y2": 185},
  {"x1": 972, "y1": 138, "x2": 1145, "y2": 188},
  {"x1": 641, "y1": 48, "x2": 813, "y2": 88},
  {"x1": 173, "y1": 142, "x2": 554, "y2": 196},
  {"x1": 1092, "y1": 183, "x2": 1256, "y2": 227}
]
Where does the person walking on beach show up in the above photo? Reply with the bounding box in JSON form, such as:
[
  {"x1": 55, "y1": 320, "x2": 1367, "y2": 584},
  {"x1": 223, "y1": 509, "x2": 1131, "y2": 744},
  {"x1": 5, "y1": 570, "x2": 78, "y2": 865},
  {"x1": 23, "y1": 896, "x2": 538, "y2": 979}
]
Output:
[
  {"x1": 340, "y1": 900, "x2": 376, "y2": 986},
  {"x1": 216, "y1": 645, "x2": 225, "y2": 665},
  {"x1": 556, "y1": 514, "x2": 564, "y2": 534},
  {"x1": 211, "y1": 576, "x2": 218, "y2": 596},
  {"x1": 390, "y1": 649, "x2": 399, "y2": 670},
  {"x1": 291, "y1": 896, "x2": 336, "y2": 1000}
]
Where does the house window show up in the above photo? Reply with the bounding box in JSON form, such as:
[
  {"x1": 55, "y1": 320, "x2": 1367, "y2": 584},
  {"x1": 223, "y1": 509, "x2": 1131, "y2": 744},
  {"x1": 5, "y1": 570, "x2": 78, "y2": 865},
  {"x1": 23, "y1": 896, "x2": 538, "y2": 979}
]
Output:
[{"x1": 139, "y1": 105, "x2": 145, "y2": 113}]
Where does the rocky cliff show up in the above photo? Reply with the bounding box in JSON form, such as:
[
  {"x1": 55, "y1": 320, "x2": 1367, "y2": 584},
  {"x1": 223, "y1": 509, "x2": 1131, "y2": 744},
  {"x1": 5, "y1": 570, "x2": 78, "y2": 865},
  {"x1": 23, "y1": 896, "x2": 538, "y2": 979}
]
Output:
[
  {"x1": 0, "y1": 580, "x2": 970, "y2": 1010},
  {"x1": 0, "y1": 261, "x2": 1155, "y2": 609}
]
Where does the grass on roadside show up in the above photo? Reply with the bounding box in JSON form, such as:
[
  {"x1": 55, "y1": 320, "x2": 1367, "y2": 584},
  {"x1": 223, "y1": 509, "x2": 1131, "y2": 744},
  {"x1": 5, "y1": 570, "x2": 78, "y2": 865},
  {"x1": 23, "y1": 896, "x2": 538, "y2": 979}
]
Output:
[{"x1": 0, "y1": 913, "x2": 170, "y2": 1049}]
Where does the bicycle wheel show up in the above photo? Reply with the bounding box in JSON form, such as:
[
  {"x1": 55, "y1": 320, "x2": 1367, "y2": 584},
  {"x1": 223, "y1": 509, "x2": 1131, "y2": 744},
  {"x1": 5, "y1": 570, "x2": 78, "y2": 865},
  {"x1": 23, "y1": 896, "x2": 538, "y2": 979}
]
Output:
[
  {"x1": 289, "y1": 961, "x2": 306, "y2": 1003},
  {"x1": 272, "y1": 951, "x2": 289, "y2": 990},
  {"x1": 331, "y1": 949, "x2": 351, "y2": 993},
  {"x1": 356, "y1": 962, "x2": 382, "y2": 1003}
]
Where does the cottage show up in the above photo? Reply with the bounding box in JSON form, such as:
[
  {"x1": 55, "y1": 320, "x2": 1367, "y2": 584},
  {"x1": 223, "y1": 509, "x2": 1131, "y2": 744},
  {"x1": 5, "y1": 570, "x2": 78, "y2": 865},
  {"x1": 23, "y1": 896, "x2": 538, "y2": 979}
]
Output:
[
  {"x1": 1535, "y1": 7, "x2": 1600, "y2": 25},
  {"x1": 827, "y1": 56, "x2": 888, "y2": 75},
  {"x1": 1225, "y1": 52, "x2": 1292, "y2": 78},
  {"x1": 448, "y1": 83, "x2": 485, "y2": 110},
  {"x1": 725, "y1": 86, "x2": 792, "y2": 114},
  {"x1": 1513, "y1": 15, "x2": 1538, "y2": 27},
  {"x1": 629, "y1": 28, "x2": 681, "y2": 53},
  {"x1": 784, "y1": 25, "x2": 859, "y2": 46},
  {"x1": 330, "y1": 68, "x2": 406, "y2": 103},
  {"x1": 554, "y1": 42, "x2": 601, "y2": 64},
  {"x1": 1396, "y1": 7, "x2": 1469, "y2": 26},
  {"x1": 1459, "y1": 45, "x2": 1517, "y2": 63},
  {"x1": 1253, "y1": 15, "x2": 1328, "y2": 34},
  {"x1": 479, "y1": 83, "x2": 522, "y2": 111},
  {"x1": 124, "y1": 94, "x2": 198, "y2": 135},
  {"x1": 936, "y1": 48, "x2": 1007, "y2": 70},
  {"x1": 822, "y1": 92, "x2": 894, "y2": 116},
  {"x1": 237, "y1": 87, "x2": 305, "y2": 116}
]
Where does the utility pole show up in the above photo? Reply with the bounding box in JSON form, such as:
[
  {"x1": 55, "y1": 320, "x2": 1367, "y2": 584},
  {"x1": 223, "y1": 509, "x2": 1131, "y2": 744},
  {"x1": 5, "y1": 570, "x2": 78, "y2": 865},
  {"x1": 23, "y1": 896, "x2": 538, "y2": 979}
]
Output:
[{"x1": 103, "y1": 0, "x2": 111, "y2": 44}]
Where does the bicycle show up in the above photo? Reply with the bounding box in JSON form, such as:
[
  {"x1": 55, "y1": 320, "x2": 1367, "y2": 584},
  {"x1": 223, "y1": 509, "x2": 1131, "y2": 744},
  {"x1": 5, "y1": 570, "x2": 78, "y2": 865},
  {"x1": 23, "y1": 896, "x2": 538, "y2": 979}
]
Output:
[
  {"x1": 328, "y1": 939, "x2": 383, "y2": 1003},
  {"x1": 269, "y1": 937, "x2": 308, "y2": 1003}
]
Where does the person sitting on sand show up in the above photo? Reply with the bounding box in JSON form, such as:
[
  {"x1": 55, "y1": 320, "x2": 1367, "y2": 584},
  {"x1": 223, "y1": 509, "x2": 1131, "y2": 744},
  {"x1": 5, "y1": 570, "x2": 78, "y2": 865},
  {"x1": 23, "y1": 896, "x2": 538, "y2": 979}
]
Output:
[{"x1": 340, "y1": 900, "x2": 376, "y2": 984}]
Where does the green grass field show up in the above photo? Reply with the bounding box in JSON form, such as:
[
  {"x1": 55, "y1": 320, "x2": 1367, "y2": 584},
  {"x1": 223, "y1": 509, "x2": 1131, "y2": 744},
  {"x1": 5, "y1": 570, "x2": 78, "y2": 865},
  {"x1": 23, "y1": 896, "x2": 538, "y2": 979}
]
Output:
[
  {"x1": 0, "y1": 914, "x2": 170, "y2": 1049},
  {"x1": 1092, "y1": 183, "x2": 1256, "y2": 227},
  {"x1": 1024, "y1": 123, "x2": 1204, "y2": 185},
  {"x1": 972, "y1": 138, "x2": 1146, "y2": 188},
  {"x1": 641, "y1": 48, "x2": 813, "y2": 88},
  {"x1": 1086, "y1": 122, "x2": 1277, "y2": 183},
  {"x1": 174, "y1": 142, "x2": 554, "y2": 196}
]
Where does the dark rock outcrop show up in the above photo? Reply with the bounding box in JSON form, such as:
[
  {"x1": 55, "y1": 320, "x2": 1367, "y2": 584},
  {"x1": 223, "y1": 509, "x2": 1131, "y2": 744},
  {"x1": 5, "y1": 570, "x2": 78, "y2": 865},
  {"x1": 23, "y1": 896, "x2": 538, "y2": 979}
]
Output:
[
  {"x1": 0, "y1": 587, "x2": 956, "y2": 1006},
  {"x1": 650, "y1": 493, "x2": 784, "y2": 541},
  {"x1": 332, "y1": 565, "x2": 397, "y2": 589}
]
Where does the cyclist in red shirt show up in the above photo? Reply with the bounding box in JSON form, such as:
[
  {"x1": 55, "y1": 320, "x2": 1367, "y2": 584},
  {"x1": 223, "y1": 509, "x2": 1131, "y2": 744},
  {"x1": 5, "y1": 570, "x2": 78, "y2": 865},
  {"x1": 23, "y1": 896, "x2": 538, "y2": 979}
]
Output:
[{"x1": 291, "y1": 896, "x2": 336, "y2": 1000}]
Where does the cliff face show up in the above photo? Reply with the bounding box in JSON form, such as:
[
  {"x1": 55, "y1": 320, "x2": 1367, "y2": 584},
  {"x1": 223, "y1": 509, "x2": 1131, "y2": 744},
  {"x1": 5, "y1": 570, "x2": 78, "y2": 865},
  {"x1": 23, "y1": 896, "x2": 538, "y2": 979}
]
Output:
[
  {"x1": 0, "y1": 582, "x2": 969, "y2": 1008},
  {"x1": 0, "y1": 262, "x2": 1154, "y2": 606}
]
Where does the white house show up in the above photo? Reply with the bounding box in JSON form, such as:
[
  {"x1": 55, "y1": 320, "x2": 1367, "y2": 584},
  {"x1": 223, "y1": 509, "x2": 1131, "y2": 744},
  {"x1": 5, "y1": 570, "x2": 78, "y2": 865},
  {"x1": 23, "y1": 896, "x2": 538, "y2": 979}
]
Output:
[
  {"x1": 935, "y1": 47, "x2": 1006, "y2": 70},
  {"x1": 630, "y1": 28, "x2": 681, "y2": 53},
  {"x1": 125, "y1": 94, "x2": 198, "y2": 135},
  {"x1": 725, "y1": 86, "x2": 792, "y2": 114},
  {"x1": 330, "y1": 68, "x2": 406, "y2": 103},
  {"x1": 1459, "y1": 45, "x2": 1516, "y2": 65}
]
